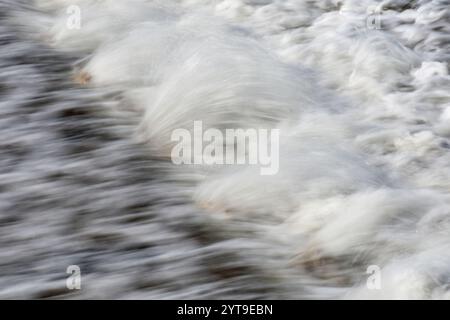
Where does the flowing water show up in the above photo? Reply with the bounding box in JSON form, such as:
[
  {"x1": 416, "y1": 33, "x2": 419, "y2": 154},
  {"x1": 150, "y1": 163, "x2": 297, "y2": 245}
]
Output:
[{"x1": 0, "y1": 0, "x2": 449, "y2": 299}]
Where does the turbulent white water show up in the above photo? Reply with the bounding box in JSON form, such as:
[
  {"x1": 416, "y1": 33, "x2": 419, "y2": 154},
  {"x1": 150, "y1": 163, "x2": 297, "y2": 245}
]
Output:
[{"x1": 0, "y1": 0, "x2": 449, "y2": 299}]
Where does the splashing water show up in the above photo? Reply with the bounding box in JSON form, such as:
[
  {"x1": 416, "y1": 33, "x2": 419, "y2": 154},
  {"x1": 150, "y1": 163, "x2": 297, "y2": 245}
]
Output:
[{"x1": 0, "y1": 0, "x2": 449, "y2": 299}]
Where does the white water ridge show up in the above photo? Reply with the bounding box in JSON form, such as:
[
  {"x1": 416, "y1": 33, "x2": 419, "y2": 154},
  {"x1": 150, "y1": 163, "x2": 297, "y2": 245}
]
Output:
[{"x1": 0, "y1": 0, "x2": 449, "y2": 299}]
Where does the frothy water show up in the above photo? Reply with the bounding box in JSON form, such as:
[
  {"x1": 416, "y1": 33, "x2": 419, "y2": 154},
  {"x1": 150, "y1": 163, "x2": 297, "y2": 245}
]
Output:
[{"x1": 0, "y1": 0, "x2": 449, "y2": 299}]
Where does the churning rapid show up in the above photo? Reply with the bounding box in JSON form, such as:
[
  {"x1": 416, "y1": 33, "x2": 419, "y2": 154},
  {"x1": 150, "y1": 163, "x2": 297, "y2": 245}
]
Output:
[{"x1": 0, "y1": 0, "x2": 449, "y2": 299}]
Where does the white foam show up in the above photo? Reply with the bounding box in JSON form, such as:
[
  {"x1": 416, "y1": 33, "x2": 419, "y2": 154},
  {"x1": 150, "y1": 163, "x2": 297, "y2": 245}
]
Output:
[{"x1": 29, "y1": 0, "x2": 450, "y2": 299}]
